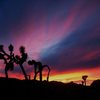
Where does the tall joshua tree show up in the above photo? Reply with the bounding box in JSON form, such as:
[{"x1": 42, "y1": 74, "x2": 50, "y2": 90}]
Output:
[
  {"x1": 82, "y1": 75, "x2": 88, "y2": 86},
  {"x1": 0, "y1": 44, "x2": 14, "y2": 79},
  {"x1": 14, "y1": 46, "x2": 28, "y2": 80}
]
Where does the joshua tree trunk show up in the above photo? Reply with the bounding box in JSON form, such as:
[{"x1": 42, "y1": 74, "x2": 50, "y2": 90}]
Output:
[
  {"x1": 34, "y1": 67, "x2": 37, "y2": 80},
  {"x1": 5, "y1": 67, "x2": 8, "y2": 79},
  {"x1": 84, "y1": 80, "x2": 86, "y2": 86},
  {"x1": 4, "y1": 58, "x2": 8, "y2": 79},
  {"x1": 20, "y1": 64, "x2": 28, "y2": 80},
  {"x1": 34, "y1": 73, "x2": 36, "y2": 80},
  {"x1": 40, "y1": 71, "x2": 42, "y2": 82}
]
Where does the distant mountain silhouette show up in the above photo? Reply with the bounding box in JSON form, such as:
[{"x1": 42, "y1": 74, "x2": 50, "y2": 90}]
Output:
[
  {"x1": 91, "y1": 79, "x2": 100, "y2": 87},
  {"x1": 0, "y1": 77, "x2": 100, "y2": 99}
]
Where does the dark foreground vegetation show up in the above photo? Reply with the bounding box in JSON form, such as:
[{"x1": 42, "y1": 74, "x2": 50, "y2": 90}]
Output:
[{"x1": 0, "y1": 77, "x2": 100, "y2": 99}]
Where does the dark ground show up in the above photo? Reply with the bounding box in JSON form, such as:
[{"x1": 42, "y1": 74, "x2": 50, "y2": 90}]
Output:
[{"x1": 0, "y1": 77, "x2": 100, "y2": 100}]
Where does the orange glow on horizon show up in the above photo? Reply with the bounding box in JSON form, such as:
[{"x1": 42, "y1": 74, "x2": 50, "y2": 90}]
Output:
[
  {"x1": 48, "y1": 67, "x2": 100, "y2": 85},
  {"x1": 0, "y1": 67, "x2": 100, "y2": 86}
]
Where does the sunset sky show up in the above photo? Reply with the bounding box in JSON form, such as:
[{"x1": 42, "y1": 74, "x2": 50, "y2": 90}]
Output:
[{"x1": 0, "y1": 0, "x2": 100, "y2": 85}]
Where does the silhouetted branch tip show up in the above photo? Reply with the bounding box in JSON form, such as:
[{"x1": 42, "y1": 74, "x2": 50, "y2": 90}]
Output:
[
  {"x1": 19, "y1": 46, "x2": 25, "y2": 53},
  {"x1": 0, "y1": 45, "x2": 4, "y2": 52},
  {"x1": 8, "y1": 44, "x2": 14, "y2": 52}
]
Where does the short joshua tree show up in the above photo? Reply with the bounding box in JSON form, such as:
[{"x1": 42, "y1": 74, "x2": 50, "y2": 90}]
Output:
[
  {"x1": 82, "y1": 75, "x2": 88, "y2": 86},
  {"x1": 28, "y1": 60, "x2": 50, "y2": 81}
]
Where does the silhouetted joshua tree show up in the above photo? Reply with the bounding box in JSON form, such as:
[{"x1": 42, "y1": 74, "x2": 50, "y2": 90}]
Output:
[
  {"x1": 28, "y1": 60, "x2": 39, "y2": 80},
  {"x1": 82, "y1": 75, "x2": 88, "y2": 86},
  {"x1": 14, "y1": 46, "x2": 28, "y2": 80},
  {"x1": 28, "y1": 60, "x2": 50, "y2": 81},
  {"x1": 0, "y1": 44, "x2": 14, "y2": 79}
]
